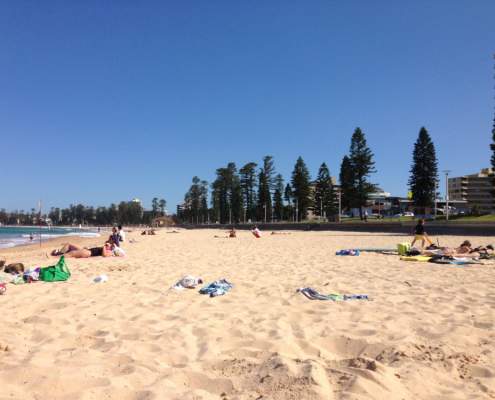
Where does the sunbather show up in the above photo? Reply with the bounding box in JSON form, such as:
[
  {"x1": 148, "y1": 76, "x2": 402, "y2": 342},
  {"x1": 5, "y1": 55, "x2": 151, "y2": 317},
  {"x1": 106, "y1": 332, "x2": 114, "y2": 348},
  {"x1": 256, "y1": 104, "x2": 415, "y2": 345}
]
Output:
[
  {"x1": 51, "y1": 242, "x2": 114, "y2": 258},
  {"x1": 214, "y1": 228, "x2": 237, "y2": 238}
]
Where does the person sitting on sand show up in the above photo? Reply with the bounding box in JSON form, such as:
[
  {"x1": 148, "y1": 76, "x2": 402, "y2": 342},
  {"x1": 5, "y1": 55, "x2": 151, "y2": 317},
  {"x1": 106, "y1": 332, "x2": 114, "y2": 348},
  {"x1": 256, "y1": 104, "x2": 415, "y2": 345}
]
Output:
[
  {"x1": 109, "y1": 227, "x2": 121, "y2": 247},
  {"x1": 251, "y1": 226, "x2": 261, "y2": 238},
  {"x1": 51, "y1": 242, "x2": 115, "y2": 258},
  {"x1": 411, "y1": 219, "x2": 433, "y2": 248}
]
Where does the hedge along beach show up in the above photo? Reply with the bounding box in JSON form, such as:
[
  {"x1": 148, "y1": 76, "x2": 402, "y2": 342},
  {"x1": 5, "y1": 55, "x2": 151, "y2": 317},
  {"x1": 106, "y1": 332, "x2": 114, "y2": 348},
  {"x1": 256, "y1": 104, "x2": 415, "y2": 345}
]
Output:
[{"x1": 0, "y1": 228, "x2": 494, "y2": 399}]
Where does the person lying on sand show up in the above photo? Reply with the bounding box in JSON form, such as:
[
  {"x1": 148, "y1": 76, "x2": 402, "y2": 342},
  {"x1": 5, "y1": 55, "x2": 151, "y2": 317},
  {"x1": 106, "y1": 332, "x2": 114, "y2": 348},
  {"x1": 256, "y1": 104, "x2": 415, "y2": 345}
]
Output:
[
  {"x1": 421, "y1": 241, "x2": 484, "y2": 259},
  {"x1": 51, "y1": 242, "x2": 115, "y2": 258},
  {"x1": 141, "y1": 229, "x2": 156, "y2": 235},
  {"x1": 271, "y1": 231, "x2": 291, "y2": 235},
  {"x1": 214, "y1": 228, "x2": 237, "y2": 239}
]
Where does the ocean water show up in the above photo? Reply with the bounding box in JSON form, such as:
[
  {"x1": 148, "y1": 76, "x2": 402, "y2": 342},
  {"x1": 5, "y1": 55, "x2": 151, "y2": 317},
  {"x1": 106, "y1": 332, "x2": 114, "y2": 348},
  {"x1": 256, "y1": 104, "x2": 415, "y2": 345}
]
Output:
[{"x1": 0, "y1": 226, "x2": 100, "y2": 249}]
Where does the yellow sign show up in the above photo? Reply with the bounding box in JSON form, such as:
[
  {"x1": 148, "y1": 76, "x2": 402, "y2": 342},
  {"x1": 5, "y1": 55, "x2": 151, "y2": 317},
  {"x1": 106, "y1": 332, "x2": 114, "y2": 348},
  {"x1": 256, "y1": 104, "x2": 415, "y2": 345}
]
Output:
[{"x1": 407, "y1": 191, "x2": 413, "y2": 200}]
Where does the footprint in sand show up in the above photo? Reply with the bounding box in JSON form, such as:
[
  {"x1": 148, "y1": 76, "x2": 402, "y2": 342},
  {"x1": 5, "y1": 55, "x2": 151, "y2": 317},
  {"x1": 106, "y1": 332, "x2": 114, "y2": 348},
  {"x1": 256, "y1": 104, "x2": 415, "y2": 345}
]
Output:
[{"x1": 23, "y1": 316, "x2": 51, "y2": 325}]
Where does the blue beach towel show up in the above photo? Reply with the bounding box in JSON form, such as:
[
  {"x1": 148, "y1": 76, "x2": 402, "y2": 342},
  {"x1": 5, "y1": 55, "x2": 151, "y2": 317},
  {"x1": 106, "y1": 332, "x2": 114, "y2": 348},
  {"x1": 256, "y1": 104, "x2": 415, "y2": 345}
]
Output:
[
  {"x1": 199, "y1": 279, "x2": 233, "y2": 297},
  {"x1": 336, "y1": 249, "x2": 360, "y2": 256},
  {"x1": 297, "y1": 287, "x2": 369, "y2": 301}
]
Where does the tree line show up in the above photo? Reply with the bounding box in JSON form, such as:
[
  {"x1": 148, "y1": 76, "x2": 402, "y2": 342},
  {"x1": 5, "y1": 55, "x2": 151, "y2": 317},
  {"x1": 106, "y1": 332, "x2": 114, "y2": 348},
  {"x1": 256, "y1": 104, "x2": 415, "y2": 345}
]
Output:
[
  {"x1": 178, "y1": 126, "x2": 444, "y2": 224},
  {"x1": 1, "y1": 126, "x2": 452, "y2": 227},
  {"x1": 0, "y1": 198, "x2": 167, "y2": 226}
]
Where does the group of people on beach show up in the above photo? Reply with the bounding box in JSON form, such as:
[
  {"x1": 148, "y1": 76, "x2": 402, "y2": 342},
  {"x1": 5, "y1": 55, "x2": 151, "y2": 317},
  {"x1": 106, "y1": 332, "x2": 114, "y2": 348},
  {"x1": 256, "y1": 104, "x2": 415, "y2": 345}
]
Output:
[
  {"x1": 51, "y1": 225, "x2": 126, "y2": 258},
  {"x1": 411, "y1": 219, "x2": 493, "y2": 258}
]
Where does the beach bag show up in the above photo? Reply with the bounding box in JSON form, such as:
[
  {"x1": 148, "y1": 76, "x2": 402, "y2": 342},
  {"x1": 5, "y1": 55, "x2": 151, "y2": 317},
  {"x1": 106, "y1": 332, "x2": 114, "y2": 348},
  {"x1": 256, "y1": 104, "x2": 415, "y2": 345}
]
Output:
[
  {"x1": 397, "y1": 243, "x2": 410, "y2": 256},
  {"x1": 39, "y1": 256, "x2": 71, "y2": 282}
]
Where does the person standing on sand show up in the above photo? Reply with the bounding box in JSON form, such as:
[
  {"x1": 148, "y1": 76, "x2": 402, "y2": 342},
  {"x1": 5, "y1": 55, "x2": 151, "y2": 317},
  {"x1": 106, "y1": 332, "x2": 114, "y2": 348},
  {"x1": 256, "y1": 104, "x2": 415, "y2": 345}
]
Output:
[
  {"x1": 411, "y1": 219, "x2": 433, "y2": 248},
  {"x1": 118, "y1": 225, "x2": 126, "y2": 243}
]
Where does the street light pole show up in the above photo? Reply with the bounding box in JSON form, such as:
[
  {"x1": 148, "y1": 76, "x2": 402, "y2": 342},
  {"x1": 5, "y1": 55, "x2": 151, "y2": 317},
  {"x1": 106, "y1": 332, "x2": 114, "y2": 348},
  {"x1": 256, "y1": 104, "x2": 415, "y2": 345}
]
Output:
[
  {"x1": 434, "y1": 180, "x2": 438, "y2": 219},
  {"x1": 443, "y1": 170, "x2": 451, "y2": 222},
  {"x1": 338, "y1": 189, "x2": 342, "y2": 223}
]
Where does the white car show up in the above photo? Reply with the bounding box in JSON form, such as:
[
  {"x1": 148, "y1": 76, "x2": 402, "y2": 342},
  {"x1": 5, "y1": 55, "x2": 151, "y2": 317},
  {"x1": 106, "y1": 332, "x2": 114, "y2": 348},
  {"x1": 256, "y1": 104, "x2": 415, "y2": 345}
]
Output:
[{"x1": 403, "y1": 212, "x2": 415, "y2": 217}]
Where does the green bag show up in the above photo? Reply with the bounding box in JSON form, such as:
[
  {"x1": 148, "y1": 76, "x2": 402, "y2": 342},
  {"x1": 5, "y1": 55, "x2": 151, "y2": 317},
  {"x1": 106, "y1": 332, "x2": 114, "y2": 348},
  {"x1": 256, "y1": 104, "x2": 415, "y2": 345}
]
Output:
[
  {"x1": 397, "y1": 242, "x2": 411, "y2": 256},
  {"x1": 39, "y1": 256, "x2": 71, "y2": 282}
]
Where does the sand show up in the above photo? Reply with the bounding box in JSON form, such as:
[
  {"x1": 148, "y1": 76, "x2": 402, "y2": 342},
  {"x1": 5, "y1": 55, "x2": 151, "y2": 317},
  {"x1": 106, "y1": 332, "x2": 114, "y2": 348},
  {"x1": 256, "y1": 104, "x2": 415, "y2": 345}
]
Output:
[{"x1": 0, "y1": 229, "x2": 494, "y2": 400}]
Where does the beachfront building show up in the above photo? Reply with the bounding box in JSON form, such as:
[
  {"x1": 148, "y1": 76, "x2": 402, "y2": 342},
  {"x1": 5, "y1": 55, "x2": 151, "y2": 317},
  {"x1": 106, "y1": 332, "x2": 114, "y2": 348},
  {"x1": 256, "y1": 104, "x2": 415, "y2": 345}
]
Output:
[{"x1": 448, "y1": 168, "x2": 495, "y2": 214}]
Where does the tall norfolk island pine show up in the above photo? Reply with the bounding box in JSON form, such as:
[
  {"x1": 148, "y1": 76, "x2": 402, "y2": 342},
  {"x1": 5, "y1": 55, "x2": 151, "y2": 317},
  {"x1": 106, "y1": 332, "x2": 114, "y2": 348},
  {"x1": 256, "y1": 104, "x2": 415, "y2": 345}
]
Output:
[
  {"x1": 314, "y1": 162, "x2": 337, "y2": 219},
  {"x1": 408, "y1": 127, "x2": 438, "y2": 212},
  {"x1": 348, "y1": 128, "x2": 376, "y2": 218},
  {"x1": 291, "y1": 156, "x2": 312, "y2": 221}
]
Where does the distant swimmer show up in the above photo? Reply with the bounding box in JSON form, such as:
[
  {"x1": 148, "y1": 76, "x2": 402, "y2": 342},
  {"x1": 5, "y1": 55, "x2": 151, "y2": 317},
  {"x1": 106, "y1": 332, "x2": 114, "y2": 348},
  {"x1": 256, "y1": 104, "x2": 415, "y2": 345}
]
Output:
[{"x1": 29, "y1": 233, "x2": 34, "y2": 241}]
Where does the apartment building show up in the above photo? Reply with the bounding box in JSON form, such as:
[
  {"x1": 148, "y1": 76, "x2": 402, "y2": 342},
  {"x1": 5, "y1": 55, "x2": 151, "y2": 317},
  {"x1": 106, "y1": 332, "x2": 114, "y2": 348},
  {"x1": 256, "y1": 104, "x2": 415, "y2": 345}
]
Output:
[{"x1": 448, "y1": 168, "x2": 495, "y2": 214}]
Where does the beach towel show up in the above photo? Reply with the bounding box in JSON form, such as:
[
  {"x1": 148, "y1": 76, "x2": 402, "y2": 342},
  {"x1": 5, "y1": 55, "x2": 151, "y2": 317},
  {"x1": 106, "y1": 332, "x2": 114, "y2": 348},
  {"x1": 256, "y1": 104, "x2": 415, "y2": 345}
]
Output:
[
  {"x1": 400, "y1": 256, "x2": 432, "y2": 262},
  {"x1": 39, "y1": 256, "x2": 71, "y2": 282},
  {"x1": 199, "y1": 279, "x2": 233, "y2": 297},
  {"x1": 357, "y1": 248, "x2": 396, "y2": 253},
  {"x1": 336, "y1": 249, "x2": 360, "y2": 256},
  {"x1": 428, "y1": 256, "x2": 479, "y2": 265},
  {"x1": 172, "y1": 275, "x2": 203, "y2": 291},
  {"x1": 297, "y1": 287, "x2": 369, "y2": 301}
]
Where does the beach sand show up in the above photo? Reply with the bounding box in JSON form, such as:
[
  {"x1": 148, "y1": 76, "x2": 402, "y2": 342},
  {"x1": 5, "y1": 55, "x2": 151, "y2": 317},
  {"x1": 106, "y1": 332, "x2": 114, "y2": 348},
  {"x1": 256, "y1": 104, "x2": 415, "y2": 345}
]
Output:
[{"x1": 0, "y1": 229, "x2": 494, "y2": 399}]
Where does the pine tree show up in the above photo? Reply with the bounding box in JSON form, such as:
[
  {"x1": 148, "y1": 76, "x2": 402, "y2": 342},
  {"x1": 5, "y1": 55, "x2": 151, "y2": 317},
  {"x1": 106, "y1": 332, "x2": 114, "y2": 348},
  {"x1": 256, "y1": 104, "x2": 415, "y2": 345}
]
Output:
[
  {"x1": 200, "y1": 180, "x2": 209, "y2": 223},
  {"x1": 291, "y1": 156, "x2": 312, "y2": 221},
  {"x1": 348, "y1": 128, "x2": 376, "y2": 218},
  {"x1": 151, "y1": 197, "x2": 159, "y2": 218},
  {"x1": 262, "y1": 155, "x2": 276, "y2": 191},
  {"x1": 284, "y1": 184, "x2": 293, "y2": 221},
  {"x1": 211, "y1": 167, "x2": 229, "y2": 223},
  {"x1": 226, "y1": 163, "x2": 243, "y2": 224},
  {"x1": 257, "y1": 170, "x2": 272, "y2": 222},
  {"x1": 158, "y1": 199, "x2": 166, "y2": 216},
  {"x1": 239, "y1": 162, "x2": 258, "y2": 222},
  {"x1": 339, "y1": 155, "x2": 355, "y2": 211},
  {"x1": 408, "y1": 127, "x2": 438, "y2": 213},
  {"x1": 273, "y1": 174, "x2": 285, "y2": 221},
  {"x1": 314, "y1": 162, "x2": 337, "y2": 219}
]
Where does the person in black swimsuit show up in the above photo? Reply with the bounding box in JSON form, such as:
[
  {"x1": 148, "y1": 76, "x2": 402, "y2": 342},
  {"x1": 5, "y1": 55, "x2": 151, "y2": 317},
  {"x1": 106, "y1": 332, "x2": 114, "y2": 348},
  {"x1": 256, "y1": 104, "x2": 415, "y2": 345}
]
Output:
[
  {"x1": 51, "y1": 242, "x2": 113, "y2": 258},
  {"x1": 411, "y1": 219, "x2": 433, "y2": 248}
]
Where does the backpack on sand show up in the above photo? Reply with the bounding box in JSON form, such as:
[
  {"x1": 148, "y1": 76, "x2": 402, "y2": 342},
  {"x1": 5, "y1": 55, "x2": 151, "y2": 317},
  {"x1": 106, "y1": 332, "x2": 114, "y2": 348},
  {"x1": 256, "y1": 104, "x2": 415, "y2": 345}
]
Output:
[{"x1": 39, "y1": 256, "x2": 71, "y2": 282}]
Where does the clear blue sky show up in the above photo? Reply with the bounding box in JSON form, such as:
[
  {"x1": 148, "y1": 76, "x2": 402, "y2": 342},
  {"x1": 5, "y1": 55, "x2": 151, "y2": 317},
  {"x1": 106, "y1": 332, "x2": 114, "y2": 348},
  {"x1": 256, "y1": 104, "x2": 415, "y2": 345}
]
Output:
[{"x1": 1, "y1": 1, "x2": 494, "y2": 212}]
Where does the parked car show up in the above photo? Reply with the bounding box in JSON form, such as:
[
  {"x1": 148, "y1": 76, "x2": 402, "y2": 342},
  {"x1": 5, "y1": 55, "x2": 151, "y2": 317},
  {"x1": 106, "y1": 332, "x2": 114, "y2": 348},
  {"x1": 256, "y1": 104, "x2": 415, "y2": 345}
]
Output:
[{"x1": 403, "y1": 212, "x2": 415, "y2": 217}]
